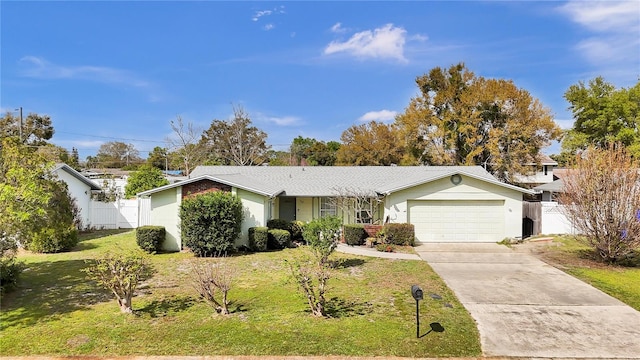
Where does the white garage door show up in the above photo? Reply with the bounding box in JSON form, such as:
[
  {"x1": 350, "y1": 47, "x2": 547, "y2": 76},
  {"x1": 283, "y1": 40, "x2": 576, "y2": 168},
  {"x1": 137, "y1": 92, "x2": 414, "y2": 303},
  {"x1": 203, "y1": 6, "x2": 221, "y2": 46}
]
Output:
[{"x1": 408, "y1": 200, "x2": 505, "y2": 242}]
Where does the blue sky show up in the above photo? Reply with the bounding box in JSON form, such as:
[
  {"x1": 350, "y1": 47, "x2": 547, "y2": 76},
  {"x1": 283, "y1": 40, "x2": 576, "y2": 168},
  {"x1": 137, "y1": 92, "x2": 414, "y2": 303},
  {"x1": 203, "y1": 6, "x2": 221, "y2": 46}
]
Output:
[{"x1": 2, "y1": 1, "x2": 639, "y2": 160}]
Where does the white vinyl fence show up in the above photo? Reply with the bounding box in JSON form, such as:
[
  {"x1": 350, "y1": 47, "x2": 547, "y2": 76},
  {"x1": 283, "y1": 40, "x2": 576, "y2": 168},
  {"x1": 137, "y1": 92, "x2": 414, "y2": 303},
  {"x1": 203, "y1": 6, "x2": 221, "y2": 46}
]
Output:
[
  {"x1": 88, "y1": 198, "x2": 150, "y2": 229},
  {"x1": 540, "y1": 202, "x2": 578, "y2": 235}
]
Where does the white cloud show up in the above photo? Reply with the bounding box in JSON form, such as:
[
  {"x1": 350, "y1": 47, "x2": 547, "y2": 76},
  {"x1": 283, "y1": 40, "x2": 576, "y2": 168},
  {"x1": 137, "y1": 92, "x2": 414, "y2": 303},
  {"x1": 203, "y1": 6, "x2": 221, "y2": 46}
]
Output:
[
  {"x1": 264, "y1": 23, "x2": 275, "y2": 31},
  {"x1": 324, "y1": 23, "x2": 409, "y2": 63},
  {"x1": 558, "y1": 1, "x2": 640, "y2": 67},
  {"x1": 266, "y1": 115, "x2": 300, "y2": 126},
  {"x1": 410, "y1": 34, "x2": 428, "y2": 42},
  {"x1": 252, "y1": 6, "x2": 285, "y2": 22},
  {"x1": 358, "y1": 110, "x2": 398, "y2": 123},
  {"x1": 559, "y1": 1, "x2": 639, "y2": 32},
  {"x1": 19, "y1": 56, "x2": 149, "y2": 88},
  {"x1": 331, "y1": 22, "x2": 347, "y2": 33},
  {"x1": 252, "y1": 10, "x2": 272, "y2": 22}
]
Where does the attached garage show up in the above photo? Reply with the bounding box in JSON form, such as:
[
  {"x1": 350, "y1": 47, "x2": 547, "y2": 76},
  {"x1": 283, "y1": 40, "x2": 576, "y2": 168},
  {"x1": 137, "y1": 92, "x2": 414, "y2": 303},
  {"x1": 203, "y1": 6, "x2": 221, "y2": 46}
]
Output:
[
  {"x1": 408, "y1": 200, "x2": 505, "y2": 242},
  {"x1": 383, "y1": 173, "x2": 530, "y2": 243}
]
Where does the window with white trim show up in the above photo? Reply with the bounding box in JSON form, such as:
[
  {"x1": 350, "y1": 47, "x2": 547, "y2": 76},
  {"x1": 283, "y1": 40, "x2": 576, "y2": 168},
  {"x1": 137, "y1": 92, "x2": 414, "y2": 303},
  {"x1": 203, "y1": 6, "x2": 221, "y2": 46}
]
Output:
[{"x1": 320, "y1": 197, "x2": 337, "y2": 217}]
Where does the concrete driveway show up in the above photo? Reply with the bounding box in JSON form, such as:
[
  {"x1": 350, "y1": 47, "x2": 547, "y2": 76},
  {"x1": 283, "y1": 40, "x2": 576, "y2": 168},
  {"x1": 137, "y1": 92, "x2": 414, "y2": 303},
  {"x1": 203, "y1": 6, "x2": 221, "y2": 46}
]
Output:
[{"x1": 416, "y1": 243, "x2": 640, "y2": 358}]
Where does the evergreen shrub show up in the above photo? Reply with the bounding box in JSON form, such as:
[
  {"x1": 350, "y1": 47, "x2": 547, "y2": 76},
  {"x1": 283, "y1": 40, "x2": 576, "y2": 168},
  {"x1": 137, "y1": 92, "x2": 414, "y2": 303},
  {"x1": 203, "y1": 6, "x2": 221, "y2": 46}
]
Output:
[
  {"x1": 136, "y1": 226, "x2": 165, "y2": 253},
  {"x1": 248, "y1": 227, "x2": 268, "y2": 252}
]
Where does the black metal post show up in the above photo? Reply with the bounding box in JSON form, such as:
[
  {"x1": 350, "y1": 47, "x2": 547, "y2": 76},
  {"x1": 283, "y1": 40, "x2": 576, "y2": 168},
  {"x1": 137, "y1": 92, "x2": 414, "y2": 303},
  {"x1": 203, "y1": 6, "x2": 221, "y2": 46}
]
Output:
[{"x1": 415, "y1": 299, "x2": 420, "y2": 338}]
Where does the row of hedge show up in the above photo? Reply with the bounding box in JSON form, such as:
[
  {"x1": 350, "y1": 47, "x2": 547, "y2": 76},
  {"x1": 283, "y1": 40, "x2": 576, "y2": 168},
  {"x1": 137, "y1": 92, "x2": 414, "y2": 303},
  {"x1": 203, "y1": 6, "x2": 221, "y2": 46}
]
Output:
[
  {"x1": 344, "y1": 223, "x2": 415, "y2": 246},
  {"x1": 137, "y1": 219, "x2": 415, "y2": 255},
  {"x1": 248, "y1": 219, "x2": 307, "y2": 252}
]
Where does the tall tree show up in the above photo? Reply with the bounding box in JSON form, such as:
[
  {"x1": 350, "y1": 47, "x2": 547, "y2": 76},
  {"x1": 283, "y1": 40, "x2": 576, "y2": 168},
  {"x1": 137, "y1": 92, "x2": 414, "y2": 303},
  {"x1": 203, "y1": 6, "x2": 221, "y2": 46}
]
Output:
[
  {"x1": 307, "y1": 140, "x2": 340, "y2": 166},
  {"x1": 561, "y1": 77, "x2": 640, "y2": 157},
  {"x1": 0, "y1": 137, "x2": 78, "y2": 253},
  {"x1": 0, "y1": 112, "x2": 54, "y2": 145},
  {"x1": 124, "y1": 165, "x2": 169, "y2": 198},
  {"x1": 36, "y1": 144, "x2": 79, "y2": 170},
  {"x1": 290, "y1": 136, "x2": 317, "y2": 165},
  {"x1": 336, "y1": 121, "x2": 404, "y2": 166},
  {"x1": 146, "y1": 146, "x2": 169, "y2": 171},
  {"x1": 396, "y1": 63, "x2": 561, "y2": 182},
  {"x1": 166, "y1": 116, "x2": 206, "y2": 177},
  {"x1": 200, "y1": 106, "x2": 270, "y2": 166},
  {"x1": 95, "y1": 141, "x2": 141, "y2": 168}
]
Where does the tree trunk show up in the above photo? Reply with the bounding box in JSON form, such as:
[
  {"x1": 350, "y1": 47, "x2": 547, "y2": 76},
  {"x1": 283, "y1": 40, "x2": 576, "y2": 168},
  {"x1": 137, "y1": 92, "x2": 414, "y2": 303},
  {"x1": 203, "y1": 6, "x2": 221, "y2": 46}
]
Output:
[{"x1": 118, "y1": 296, "x2": 133, "y2": 313}]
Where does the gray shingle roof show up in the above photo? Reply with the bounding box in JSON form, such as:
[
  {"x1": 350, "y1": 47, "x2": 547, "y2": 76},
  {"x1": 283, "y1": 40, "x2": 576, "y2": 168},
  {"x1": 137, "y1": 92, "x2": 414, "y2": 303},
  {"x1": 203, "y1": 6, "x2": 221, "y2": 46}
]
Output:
[{"x1": 189, "y1": 165, "x2": 531, "y2": 196}]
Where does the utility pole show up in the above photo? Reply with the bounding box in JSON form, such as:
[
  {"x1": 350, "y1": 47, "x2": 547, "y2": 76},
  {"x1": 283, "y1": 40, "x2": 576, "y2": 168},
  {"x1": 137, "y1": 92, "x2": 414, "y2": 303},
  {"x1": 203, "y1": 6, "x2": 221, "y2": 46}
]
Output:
[{"x1": 15, "y1": 107, "x2": 23, "y2": 142}]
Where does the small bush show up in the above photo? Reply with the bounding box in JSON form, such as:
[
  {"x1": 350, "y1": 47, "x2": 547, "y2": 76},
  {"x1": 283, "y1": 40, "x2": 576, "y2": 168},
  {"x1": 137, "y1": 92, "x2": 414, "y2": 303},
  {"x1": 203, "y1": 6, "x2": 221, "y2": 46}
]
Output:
[
  {"x1": 290, "y1": 221, "x2": 305, "y2": 241},
  {"x1": 268, "y1": 229, "x2": 291, "y2": 249},
  {"x1": 343, "y1": 224, "x2": 367, "y2": 245},
  {"x1": 383, "y1": 223, "x2": 415, "y2": 246},
  {"x1": 136, "y1": 226, "x2": 165, "y2": 253},
  {"x1": 267, "y1": 219, "x2": 290, "y2": 231},
  {"x1": 249, "y1": 227, "x2": 268, "y2": 252},
  {"x1": 27, "y1": 226, "x2": 78, "y2": 253},
  {"x1": 376, "y1": 243, "x2": 396, "y2": 252},
  {"x1": 0, "y1": 255, "x2": 24, "y2": 295}
]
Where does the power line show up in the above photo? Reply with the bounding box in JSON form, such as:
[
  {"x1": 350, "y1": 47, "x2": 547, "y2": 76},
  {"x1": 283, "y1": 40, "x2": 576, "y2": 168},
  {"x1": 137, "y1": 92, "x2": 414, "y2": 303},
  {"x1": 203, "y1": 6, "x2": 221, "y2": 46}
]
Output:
[{"x1": 56, "y1": 131, "x2": 166, "y2": 144}]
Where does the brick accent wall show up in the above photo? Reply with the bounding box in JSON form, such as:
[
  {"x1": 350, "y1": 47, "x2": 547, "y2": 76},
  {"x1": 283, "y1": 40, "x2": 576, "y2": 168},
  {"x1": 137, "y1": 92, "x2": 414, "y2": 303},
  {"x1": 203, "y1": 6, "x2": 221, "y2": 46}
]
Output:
[
  {"x1": 364, "y1": 224, "x2": 384, "y2": 238},
  {"x1": 182, "y1": 179, "x2": 231, "y2": 199}
]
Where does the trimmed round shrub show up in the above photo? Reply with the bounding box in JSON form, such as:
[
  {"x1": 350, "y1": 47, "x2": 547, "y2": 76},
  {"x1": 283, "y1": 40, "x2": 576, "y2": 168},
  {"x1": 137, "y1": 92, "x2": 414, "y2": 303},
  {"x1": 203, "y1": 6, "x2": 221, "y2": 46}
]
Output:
[
  {"x1": 267, "y1": 218, "x2": 290, "y2": 231},
  {"x1": 180, "y1": 191, "x2": 244, "y2": 257},
  {"x1": 136, "y1": 226, "x2": 165, "y2": 253},
  {"x1": 343, "y1": 224, "x2": 367, "y2": 245},
  {"x1": 383, "y1": 223, "x2": 415, "y2": 246},
  {"x1": 268, "y1": 229, "x2": 291, "y2": 249},
  {"x1": 290, "y1": 220, "x2": 305, "y2": 241},
  {"x1": 249, "y1": 227, "x2": 268, "y2": 252}
]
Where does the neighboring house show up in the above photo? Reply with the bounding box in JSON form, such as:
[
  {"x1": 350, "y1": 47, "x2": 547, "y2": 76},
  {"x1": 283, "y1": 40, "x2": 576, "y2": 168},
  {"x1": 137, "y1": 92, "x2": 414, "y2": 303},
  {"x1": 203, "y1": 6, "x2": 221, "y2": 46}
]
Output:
[
  {"x1": 534, "y1": 179, "x2": 564, "y2": 202},
  {"x1": 53, "y1": 163, "x2": 102, "y2": 228},
  {"x1": 513, "y1": 154, "x2": 558, "y2": 186},
  {"x1": 138, "y1": 166, "x2": 534, "y2": 252}
]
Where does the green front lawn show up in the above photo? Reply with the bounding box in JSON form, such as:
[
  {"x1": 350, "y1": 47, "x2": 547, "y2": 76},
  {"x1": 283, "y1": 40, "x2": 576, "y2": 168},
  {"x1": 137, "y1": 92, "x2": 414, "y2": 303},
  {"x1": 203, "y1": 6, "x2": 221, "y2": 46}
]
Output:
[
  {"x1": 533, "y1": 236, "x2": 640, "y2": 311},
  {"x1": 0, "y1": 230, "x2": 480, "y2": 356}
]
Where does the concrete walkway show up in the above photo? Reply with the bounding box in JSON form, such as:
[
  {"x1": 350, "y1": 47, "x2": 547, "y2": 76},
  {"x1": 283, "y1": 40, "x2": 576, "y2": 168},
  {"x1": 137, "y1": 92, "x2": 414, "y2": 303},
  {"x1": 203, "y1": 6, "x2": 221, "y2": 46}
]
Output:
[{"x1": 337, "y1": 242, "x2": 640, "y2": 359}]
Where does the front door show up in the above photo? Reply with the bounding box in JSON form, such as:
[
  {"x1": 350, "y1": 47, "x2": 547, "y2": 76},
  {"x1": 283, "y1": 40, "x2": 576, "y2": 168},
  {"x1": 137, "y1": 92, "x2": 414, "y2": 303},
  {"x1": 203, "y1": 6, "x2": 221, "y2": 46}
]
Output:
[{"x1": 280, "y1": 197, "x2": 296, "y2": 222}]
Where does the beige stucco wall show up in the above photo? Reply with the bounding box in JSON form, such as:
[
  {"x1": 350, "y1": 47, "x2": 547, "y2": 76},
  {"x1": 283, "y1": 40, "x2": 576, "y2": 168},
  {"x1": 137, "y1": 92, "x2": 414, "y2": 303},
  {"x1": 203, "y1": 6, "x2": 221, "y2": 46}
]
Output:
[
  {"x1": 296, "y1": 197, "x2": 314, "y2": 222},
  {"x1": 235, "y1": 189, "x2": 269, "y2": 247},
  {"x1": 149, "y1": 187, "x2": 182, "y2": 252},
  {"x1": 384, "y1": 175, "x2": 523, "y2": 239}
]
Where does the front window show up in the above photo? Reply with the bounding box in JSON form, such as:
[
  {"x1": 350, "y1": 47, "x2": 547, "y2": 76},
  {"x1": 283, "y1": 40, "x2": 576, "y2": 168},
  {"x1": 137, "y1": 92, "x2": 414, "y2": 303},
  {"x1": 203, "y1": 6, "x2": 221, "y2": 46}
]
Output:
[
  {"x1": 320, "y1": 197, "x2": 337, "y2": 217},
  {"x1": 356, "y1": 198, "x2": 374, "y2": 224}
]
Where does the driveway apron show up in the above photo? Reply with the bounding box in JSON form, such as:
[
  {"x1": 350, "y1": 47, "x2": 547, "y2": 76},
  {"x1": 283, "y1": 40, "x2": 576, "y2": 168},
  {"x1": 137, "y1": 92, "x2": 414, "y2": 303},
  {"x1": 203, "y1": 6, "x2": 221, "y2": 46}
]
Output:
[{"x1": 415, "y1": 243, "x2": 640, "y2": 359}]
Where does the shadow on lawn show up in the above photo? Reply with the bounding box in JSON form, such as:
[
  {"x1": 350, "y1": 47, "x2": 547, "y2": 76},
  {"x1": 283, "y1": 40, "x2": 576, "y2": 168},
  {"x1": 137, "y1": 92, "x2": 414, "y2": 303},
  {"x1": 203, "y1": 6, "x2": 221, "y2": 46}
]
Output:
[
  {"x1": 333, "y1": 258, "x2": 366, "y2": 269},
  {"x1": 0, "y1": 259, "x2": 111, "y2": 329},
  {"x1": 325, "y1": 297, "x2": 373, "y2": 318},
  {"x1": 137, "y1": 295, "x2": 197, "y2": 317}
]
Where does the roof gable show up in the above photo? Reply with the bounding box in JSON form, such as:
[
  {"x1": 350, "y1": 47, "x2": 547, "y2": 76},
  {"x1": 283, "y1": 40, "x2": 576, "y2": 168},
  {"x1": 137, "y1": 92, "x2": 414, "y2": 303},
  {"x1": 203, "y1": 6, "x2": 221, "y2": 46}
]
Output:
[
  {"x1": 137, "y1": 174, "x2": 284, "y2": 197},
  {"x1": 53, "y1": 163, "x2": 102, "y2": 190}
]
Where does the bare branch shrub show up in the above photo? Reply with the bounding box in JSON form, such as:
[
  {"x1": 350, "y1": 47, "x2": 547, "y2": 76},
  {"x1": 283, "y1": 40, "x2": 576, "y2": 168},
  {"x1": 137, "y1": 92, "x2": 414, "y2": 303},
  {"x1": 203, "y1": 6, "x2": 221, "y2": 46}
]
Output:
[
  {"x1": 559, "y1": 145, "x2": 640, "y2": 263},
  {"x1": 330, "y1": 186, "x2": 384, "y2": 224},
  {"x1": 83, "y1": 250, "x2": 155, "y2": 313},
  {"x1": 288, "y1": 216, "x2": 341, "y2": 317},
  {"x1": 188, "y1": 255, "x2": 235, "y2": 315}
]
